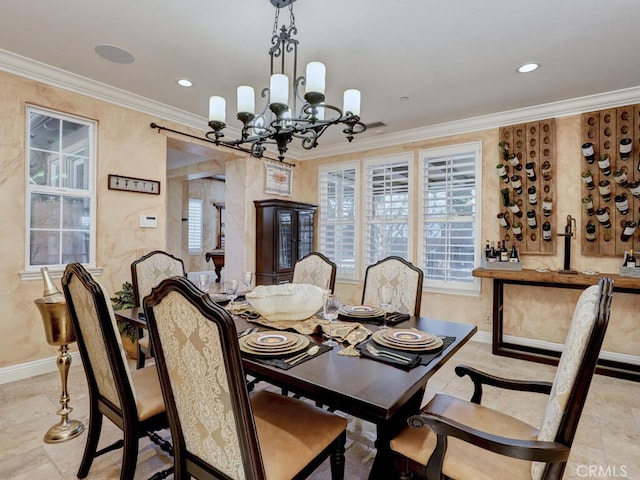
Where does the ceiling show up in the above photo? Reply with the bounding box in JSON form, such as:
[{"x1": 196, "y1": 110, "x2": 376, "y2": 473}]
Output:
[{"x1": 3, "y1": 0, "x2": 640, "y2": 166}]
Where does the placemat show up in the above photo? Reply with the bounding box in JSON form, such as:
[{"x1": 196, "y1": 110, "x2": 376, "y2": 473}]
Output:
[
  {"x1": 356, "y1": 336, "x2": 456, "y2": 370},
  {"x1": 243, "y1": 342, "x2": 332, "y2": 370}
]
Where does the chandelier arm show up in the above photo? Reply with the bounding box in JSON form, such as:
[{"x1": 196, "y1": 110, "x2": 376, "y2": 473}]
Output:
[{"x1": 148, "y1": 122, "x2": 295, "y2": 166}]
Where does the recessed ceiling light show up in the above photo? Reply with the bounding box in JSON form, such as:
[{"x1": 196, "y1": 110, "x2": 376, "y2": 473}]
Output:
[
  {"x1": 94, "y1": 45, "x2": 135, "y2": 64},
  {"x1": 400, "y1": 96, "x2": 410, "y2": 101},
  {"x1": 517, "y1": 62, "x2": 540, "y2": 73},
  {"x1": 177, "y1": 79, "x2": 193, "y2": 87}
]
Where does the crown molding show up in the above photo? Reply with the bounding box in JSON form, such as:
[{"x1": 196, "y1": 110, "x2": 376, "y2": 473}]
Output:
[{"x1": 3, "y1": 48, "x2": 640, "y2": 163}]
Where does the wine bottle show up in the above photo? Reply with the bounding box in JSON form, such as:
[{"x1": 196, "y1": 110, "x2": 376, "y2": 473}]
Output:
[
  {"x1": 500, "y1": 240, "x2": 509, "y2": 262},
  {"x1": 527, "y1": 186, "x2": 537, "y2": 205},
  {"x1": 512, "y1": 221, "x2": 524, "y2": 242},
  {"x1": 497, "y1": 164, "x2": 510, "y2": 183},
  {"x1": 509, "y1": 242, "x2": 519, "y2": 263},
  {"x1": 484, "y1": 240, "x2": 491, "y2": 261},
  {"x1": 597, "y1": 154, "x2": 611, "y2": 176},
  {"x1": 627, "y1": 249, "x2": 636, "y2": 268},
  {"x1": 488, "y1": 241, "x2": 497, "y2": 263},
  {"x1": 582, "y1": 142, "x2": 595, "y2": 164},
  {"x1": 527, "y1": 210, "x2": 537, "y2": 229},
  {"x1": 585, "y1": 221, "x2": 596, "y2": 242},
  {"x1": 542, "y1": 221, "x2": 552, "y2": 241}
]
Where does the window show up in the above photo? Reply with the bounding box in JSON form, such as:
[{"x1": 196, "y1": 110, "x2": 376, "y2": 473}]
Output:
[
  {"x1": 318, "y1": 162, "x2": 359, "y2": 280},
  {"x1": 419, "y1": 142, "x2": 482, "y2": 294},
  {"x1": 188, "y1": 198, "x2": 203, "y2": 254},
  {"x1": 363, "y1": 153, "x2": 413, "y2": 265},
  {"x1": 26, "y1": 106, "x2": 96, "y2": 270}
]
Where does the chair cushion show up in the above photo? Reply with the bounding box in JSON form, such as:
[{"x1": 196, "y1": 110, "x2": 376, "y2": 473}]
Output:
[
  {"x1": 390, "y1": 393, "x2": 538, "y2": 480},
  {"x1": 251, "y1": 390, "x2": 347, "y2": 480},
  {"x1": 130, "y1": 365, "x2": 166, "y2": 421}
]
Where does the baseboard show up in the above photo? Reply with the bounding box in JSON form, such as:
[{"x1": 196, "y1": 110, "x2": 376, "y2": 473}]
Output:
[
  {"x1": 0, "y1": 351, "x2": 81, "y2": 385},
  {"x1": 470, "y1": 330, "x2": 639, "y2": 367}
]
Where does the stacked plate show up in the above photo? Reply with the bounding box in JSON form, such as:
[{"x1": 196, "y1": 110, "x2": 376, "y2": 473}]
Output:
[
  {"x1": 372, "y1": 328, "x2": 443, "y2": 352},
  {"x1": 338, "y1": 305, "x2": 385, "y2": 321},
  {"x1": 209, "y1": 293, "x2": 231, "y2": 306},
  {"x1": 239, "y1": 331, "x2": 309, "y2": 357}
]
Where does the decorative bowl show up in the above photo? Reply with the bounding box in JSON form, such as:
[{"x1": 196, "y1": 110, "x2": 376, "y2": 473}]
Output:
[{"x1": 245, "y1": 283, "x2": 326, "y2": 321}]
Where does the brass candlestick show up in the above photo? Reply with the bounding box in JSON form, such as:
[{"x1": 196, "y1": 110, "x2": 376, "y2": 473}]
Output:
[{"x1": 34, "y1": 267, "x2": 84, "y2": 443}]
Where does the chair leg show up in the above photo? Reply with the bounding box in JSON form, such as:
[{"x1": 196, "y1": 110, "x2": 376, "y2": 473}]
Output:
[
  {"x1": 120, "y1": 426, "x2": 139, "y2": 480},
  {"x1": 77, "y1": 407, "x2": 103, "y2": 478},
  {"x1": 329, "y1": 431, "x2": 346, "y2": 480}
]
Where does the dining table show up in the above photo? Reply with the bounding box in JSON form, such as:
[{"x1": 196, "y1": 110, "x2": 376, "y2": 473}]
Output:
[{"x1": 115, "y1": 305, "x2": 477, "y2": 479}]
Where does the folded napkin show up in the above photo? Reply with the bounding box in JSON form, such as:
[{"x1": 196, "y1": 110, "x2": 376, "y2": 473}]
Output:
[{"x1": 243, "y1": 342, "x2": 332, "y2": 370}]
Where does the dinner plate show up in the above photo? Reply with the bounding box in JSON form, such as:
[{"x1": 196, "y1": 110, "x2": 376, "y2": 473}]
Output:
[
  {"x1": 372, "y1": 330, "x2": 444, "y2": 352},
  {"x1": 239, "y1": 332, "x2": 309, "y2": 357},
  {"x1": 383, "y1": 328, "x2": 435, "y2": 345},
  {"x1": 209, "y1": 293, "x2": 231, "y2": 305},
  {"x1": 339, "y1": 305, "x2": 385, "y2": 318}
]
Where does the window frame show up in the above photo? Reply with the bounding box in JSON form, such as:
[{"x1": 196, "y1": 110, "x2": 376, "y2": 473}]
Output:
[
  {"x1": 418, "y1": 141, "x2": 482, "y2": 295},
  {"x1": 318, "y1": 161, "x2": 360, "y2": 282},
  {"x1": 24, "y1": 105, "x2": 97, "y2": 273},
  {"x1": 362, "y1": 152, "x2": 414, "y2": 267}
]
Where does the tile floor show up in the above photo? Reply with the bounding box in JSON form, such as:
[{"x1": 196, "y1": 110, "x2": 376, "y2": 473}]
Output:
[{"x1": 1, "y1": 341, "x2": 638, "y2": 479}]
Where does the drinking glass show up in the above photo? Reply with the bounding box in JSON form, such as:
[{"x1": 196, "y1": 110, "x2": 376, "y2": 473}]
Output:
[
  {"x1": 378, "y1": 286, "x2": 393, "y2": 330},
  {"x1": 224, "y1": 279, "x2": 239, "y2": 312},
  {"x1": 323, "y1": 294, "x2": 340, "y2": 346},
  {"x1": 242, "y1": 271, "x2": 253, "y2": 292},
  {"x1": 198, "y1": 274, "x2": 210, "y2": 293}
]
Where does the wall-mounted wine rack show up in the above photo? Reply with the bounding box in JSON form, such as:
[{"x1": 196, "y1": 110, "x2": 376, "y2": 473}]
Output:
[
  {"x1": 581, "y1": 104, "x2": 640, "y2": 256},
  {"x1": 498, "y1": 120, "x2": 556, "y2": 255}
]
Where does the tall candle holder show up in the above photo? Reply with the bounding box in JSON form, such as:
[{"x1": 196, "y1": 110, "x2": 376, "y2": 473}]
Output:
[{"x1": 34, "y1": 267, "x2": 84, "y2": 443}]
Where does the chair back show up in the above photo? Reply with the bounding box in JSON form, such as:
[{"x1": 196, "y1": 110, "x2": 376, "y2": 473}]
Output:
[
  {"x1": 532, "y1": 277, "x2": 613, "y2": 480},
  {"x1": 131, "y1": 250, "x2": 186, "y2": 306},
  {"x1": 362, "y1": 256, "x2": 424, "y2": 316},
  {"x1": 143, "y1": 276, "x2": 264, "y2": 479},
  {"x1": 62, "y1": 263, "x2": 137, "y2": 419},
  {"x1": 292, "y1": 252, "x2": 337, "y2": 292}
]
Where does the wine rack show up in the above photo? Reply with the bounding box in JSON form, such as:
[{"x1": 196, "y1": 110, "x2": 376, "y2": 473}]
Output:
[
  {"x1": 498, "y1": 120, "x2": 556, "y2": 255},
  {"x1": 581, "y1": 104, "x2": 640, "y2": 256}
]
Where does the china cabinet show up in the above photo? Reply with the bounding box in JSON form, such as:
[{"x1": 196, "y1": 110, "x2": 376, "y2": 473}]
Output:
[{"x1": 254, "y1": 199, "x2": 317, "y2": 285}]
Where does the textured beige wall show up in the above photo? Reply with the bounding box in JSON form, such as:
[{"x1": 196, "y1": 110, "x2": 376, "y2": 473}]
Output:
[
  {"x1": 298, "y1": 121, "x2": 640, "y2": 356},
  {"x1": 0, "y1": 70, "x2": 174, "y2": 367},
  {"x1": 1, "y1": 68, "x2": 637, "y2": 372}
]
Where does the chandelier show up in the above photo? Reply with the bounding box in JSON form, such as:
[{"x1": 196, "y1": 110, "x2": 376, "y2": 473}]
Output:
[{"x1": 205, "y1": 0, "x2": 366, "y2": 162}]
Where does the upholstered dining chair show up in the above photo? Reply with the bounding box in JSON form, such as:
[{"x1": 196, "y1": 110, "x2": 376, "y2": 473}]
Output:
[
  {"x1": 362, "y1": 256, "x2": 424, "y2": 317},
  {"x1": 131, "y1": 250, "x2": 186, "y2": 367},
  {"x1": 61, "y1": 263, "x2": 172, "y2": 480},
  {"x1": 143, "y1": 275, "x2": 348, "y2": 480},
  {"x1": 292, "y1": 251, "x2": 337, "y2": 292},
  {"x1": 390, "y1": 276, "x2": 614, "y2": 480}
]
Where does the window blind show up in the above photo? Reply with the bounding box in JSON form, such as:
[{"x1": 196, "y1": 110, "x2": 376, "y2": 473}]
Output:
[
  {"x1": 419, "y1": 143, "x2": 481, "y2": 294},
  {"x1": 319, "y1": 162, "x2": 358, "y2": 280},
  {"x1": 188, "y1": 198, "x2": 203, "y2": 254}
]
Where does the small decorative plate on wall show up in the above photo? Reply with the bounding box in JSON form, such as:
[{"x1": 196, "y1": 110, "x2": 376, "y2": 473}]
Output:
[{"x1": 108, "y1": 174, "x2": 161, "y2": 194}]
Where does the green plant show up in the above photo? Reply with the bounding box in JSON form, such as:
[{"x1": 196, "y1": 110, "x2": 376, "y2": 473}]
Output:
[{"x1": 110, "y1": 281, "x2": 138, "y2": 342}]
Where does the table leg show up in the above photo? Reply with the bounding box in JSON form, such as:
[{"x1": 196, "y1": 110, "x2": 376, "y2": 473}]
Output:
[
  {"x1": 492, "y1": 278, "x2": 504, "y2": 355},
  {"x1": 368, "y1": 387, "x2": 425, "y2": 480}
]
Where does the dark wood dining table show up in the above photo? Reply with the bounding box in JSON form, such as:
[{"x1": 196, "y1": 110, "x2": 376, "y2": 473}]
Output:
[{"x1": 115, "y1": 306, "x2": 477, "y2": 479}]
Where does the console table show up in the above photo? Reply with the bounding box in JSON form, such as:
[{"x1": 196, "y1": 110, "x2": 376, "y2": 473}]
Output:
[
  {"x1": 205, "y1": 250, "x2": 225, "y2": 282},
  {"x1": 473, "y1": 268, "x2": 640, "y2": 381}
]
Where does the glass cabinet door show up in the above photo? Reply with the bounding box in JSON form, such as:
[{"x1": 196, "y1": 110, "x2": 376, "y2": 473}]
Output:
[
  {"x1": 277, "y1": 209, "x2": 293, "y2": 270},
  {"x1": 297, "y1": 209, "x2": 314, "y2": 259}
]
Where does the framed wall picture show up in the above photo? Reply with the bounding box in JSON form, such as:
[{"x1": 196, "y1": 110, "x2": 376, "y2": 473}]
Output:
[
  {"x1": 264, "y1": 162, "x2": 293, "y2": 196},
  {"x1": 108, "y1": 174, "x2": 161, "y2": 194}
]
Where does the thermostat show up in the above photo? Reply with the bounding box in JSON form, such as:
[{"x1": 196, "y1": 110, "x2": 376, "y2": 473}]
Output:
[{"x1": 139, "y1": 215, "x2": 158, "y2": 228}]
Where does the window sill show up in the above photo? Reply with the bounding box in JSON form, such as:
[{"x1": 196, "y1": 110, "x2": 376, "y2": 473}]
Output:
[{"x1": 20, "y1": 266, "x2": 104, "y2": 281}]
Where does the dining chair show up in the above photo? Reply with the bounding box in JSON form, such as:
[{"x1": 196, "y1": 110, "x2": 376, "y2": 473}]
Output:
[
  {"x1": 390, "y1": 276, "x2": 614, "y2": 480},
  {"x1": 362, "y1": 256, "x2": 424, "y2": 317},
  {"x1": 292, "y1": 251, "x2": 337, "y2": 292},
  {"x1": 131, "y1": 249, "x2": 186, "y2": 367},
  {"x1": 143, "y1": 275, "x2": 348, "y2": 480},
  {"x1": 61, "y1": 263, "x2": 172, "y2": 480}
]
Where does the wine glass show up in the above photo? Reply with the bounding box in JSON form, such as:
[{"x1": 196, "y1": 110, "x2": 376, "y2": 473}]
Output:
[
  {"x1": 242, "y1": 271, "x2": 253, "y2": 292},
  {"x1": 378, "y1": 286, "x2": 393, "y2": 330},
  {"x1": 323, "y1": 294, "x2": 340, "y2": 346},
  {"x1": 224, "y1": 279, "x2": 239, "y2": 313}
]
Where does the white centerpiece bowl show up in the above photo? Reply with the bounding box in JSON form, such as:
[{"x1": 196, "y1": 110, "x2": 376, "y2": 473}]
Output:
[{"x1": 246, "y1": 283, "x2": 326, "y2": 321}]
